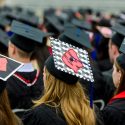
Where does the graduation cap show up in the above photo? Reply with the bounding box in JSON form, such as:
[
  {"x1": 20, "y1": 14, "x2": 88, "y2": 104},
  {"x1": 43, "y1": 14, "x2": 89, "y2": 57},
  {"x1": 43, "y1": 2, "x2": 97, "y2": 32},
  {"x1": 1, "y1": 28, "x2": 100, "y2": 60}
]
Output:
[
  {"x1": 46, "y1": 27, "x2": 94, "y2": 107},
  {"x1": 2, "y1": 11, "x2": 20, "y2": 21},
  {"x1": 18, "y1": 12, "x2": 39, "y2": 27},
  {"x1": 97, "y1": 19, "x2": 111, "y2": 27},
  {"x1": 119, "y1": 38, "x2": 125, "y2": 54},
  {"x1": 44, "y1": 15, "x2": 64, "y2": 35},
  {"x1": 116, "y1": 53, "x2": 125, "y2": 70},
  {"x1": 71, "y1": 18, "x2": 92, "y2": 31},
  {"x1": 48, "y1": 37, "x2": 94, "y2": 83},
  {"x1": 61, "y1": 27, "x2": 92, "y2": 49},
  {"x1": 10, "y1": 20, "x2": 49, "y2": 52},
  {"x1": 46, "y1": 27, "x2": 94, "y2": 83},
  {"x1": 0, "y1": 54, "x2": 23, "y2": 81},
  {"x1": 111, "y1": 23, "x2": 125, "y2": 48},
  {"x1": 0, "y1": 16, "x2": 11, "y2": 30},
  {"x1": 0, "y1": 29, "x2": 9, "y2": 47}
]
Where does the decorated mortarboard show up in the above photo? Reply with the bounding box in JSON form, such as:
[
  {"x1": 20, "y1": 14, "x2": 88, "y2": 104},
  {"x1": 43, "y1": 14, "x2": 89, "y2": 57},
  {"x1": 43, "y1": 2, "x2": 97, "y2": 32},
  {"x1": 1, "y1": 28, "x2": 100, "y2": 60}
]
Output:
[
  {"x1": 46, "y1": 26, "x2": 94, "y2": 108},
  {"x1": 111, "y1": 23, "x2": 125, "y2": 48},
  {"x1": 10, "y1": 20, "x2": 47, "y2": 52},
  {"x1": 71, "y1": 18, "x2": 92, "y2": 31},
  {"x1": 44, "y1": 15, "x2": 64, "y2": 34},
  {"x1": 47, "y1": 27, "x2": 94, "y2": 83},
  {"x1": 0, "y1": 54, "x2": 23, "y2": 81},
  {"x1": 0, "y1": 29, "x2": 9, "y2": 47}
]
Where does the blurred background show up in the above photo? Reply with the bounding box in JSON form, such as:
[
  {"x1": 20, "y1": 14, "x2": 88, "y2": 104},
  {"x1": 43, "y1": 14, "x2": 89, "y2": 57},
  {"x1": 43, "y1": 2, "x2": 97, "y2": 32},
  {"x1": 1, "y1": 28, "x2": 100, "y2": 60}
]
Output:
[{"x1": 4, "y1": 0, "x2": 125, "y2": 14}]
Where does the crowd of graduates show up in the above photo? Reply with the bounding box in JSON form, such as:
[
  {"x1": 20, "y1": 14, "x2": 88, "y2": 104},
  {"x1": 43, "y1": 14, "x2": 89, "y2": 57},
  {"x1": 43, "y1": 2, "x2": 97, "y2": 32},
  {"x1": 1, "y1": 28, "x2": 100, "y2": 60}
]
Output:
[{"x1": 0, "y1": 4, "x2": 125, "y2": 125}]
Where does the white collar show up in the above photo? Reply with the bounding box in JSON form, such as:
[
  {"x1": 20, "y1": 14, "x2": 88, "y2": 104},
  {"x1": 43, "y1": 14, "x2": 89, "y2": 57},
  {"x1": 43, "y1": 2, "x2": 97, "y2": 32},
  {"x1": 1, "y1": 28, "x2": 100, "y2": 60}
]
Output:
[{"x1": 18, "y1": 63, "x2": 34, "y2": 72}]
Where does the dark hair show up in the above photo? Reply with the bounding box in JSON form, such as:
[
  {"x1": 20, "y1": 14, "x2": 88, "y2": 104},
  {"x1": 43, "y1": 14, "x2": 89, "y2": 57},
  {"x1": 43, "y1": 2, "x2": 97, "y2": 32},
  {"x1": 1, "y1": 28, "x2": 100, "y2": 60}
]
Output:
[{"x1": 31, "y1": 39, "x2": 50, "y2": 72}]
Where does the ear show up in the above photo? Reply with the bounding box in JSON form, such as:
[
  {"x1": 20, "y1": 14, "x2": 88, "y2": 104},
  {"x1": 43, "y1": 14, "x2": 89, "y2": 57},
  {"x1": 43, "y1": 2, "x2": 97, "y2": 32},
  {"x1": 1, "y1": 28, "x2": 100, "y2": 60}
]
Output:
[
  {"x1": 119, "y1": 70, "x2": 122, "y2": 76},
  {"x1": 9, "y1": 42, "x2": 16, "y2": 55},
  {"x1": 112, "y1": 44, "x2": 119, "y2": 55}
]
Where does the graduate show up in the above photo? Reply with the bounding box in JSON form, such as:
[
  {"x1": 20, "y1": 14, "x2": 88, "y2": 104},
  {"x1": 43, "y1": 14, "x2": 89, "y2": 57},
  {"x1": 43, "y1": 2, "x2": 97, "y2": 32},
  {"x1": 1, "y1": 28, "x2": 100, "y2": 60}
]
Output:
[
  {"x1": 102, "y1": 23, "x2": 125, "y2": 103},
  {"x1": 6, "y1": 20, "x2": 44, "y2": 117},
  {"x1": 22, "y1": 27, "x2": 104, "y2": 125},
  {"x1": 102, "y1": 40, "x2": 125, "y2": 125}
]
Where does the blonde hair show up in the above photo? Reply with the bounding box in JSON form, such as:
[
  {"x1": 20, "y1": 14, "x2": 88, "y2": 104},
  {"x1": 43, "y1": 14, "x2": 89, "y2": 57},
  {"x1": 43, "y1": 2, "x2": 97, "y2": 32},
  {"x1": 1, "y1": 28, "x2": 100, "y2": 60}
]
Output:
[
  {"x1": 114, "y1": 60, "x2": 125, "y2": 95},
  {"x1": 0, "y1": 89, "x2": 19, "y2": 125},
  {"x1": 35, "y1": 68, "x2": 96, "y2": 125}
]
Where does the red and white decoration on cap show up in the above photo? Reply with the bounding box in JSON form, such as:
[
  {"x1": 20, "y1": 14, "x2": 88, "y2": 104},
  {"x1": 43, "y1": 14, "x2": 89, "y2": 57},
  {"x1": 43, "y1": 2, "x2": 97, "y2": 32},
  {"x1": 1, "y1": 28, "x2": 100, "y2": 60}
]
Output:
[{"x1": 50, "y1": 37, "x2": 94, "y2": 82}]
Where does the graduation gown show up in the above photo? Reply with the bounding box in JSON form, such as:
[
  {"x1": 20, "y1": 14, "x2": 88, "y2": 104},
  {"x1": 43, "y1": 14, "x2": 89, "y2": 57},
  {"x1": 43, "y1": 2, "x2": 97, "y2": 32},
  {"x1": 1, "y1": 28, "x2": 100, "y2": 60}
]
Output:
[
  {"x1": 79, "y1": 62, "x2": 115, "y2": 109},
  {"x1": 6, "y1": 63, "x2": 44, "y2": 111},
  {"x1": 22, "y1": 104, "x2": 104, "y2": 125},
  {"x1": 102, "y1": 91, "x2": 125, "y2": 125},
  {"x1": 22, "y1": 104, "x2": 67, "y2": 125}
]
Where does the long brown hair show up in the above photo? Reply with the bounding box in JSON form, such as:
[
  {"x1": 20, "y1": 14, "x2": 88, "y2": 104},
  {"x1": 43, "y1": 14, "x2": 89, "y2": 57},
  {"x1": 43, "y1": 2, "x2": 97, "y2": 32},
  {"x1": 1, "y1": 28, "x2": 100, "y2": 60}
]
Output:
[
  {"x1": 114, "y1": 60, "x2": 125, "y2": 95},
  {"x1": 35, "y1": 68, "x2": 96, "y2": 125},
  {"x1": 0, "y1": 89, "x2": 18, "y2": 125}
]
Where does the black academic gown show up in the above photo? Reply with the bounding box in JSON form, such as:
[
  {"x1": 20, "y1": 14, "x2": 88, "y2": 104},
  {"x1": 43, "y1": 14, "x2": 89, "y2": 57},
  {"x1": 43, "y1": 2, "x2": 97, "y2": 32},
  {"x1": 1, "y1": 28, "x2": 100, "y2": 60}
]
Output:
[
  {"x1": 6, "y1": 63, "x2": 43, "y2": 117},
  {"x1": 22, "y1": 104, "x2": 104, "y2": 125},
  {"x1": 22, "y1": 104, "x2": 67, "y2": 125},
  {"x1": 102, "y1": 91, "x2": 125, "y2": 125},
  {"x1": 79, "y1": 62, "x2": 115, "y2": 109}
]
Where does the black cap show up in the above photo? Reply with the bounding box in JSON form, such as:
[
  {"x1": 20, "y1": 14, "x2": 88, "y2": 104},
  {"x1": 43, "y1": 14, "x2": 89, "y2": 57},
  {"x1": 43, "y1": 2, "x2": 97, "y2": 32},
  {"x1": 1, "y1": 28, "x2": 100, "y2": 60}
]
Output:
[
  {"x1": 0, "y1": 29, "x2": 9, "y2": 47},
  {"x1": 0, "y1": 16, "x2": 11, "y2": 30},
  {"x1": 44, "y1": 15, "x2": 64, "y2": 35},
  {"x1": 71, "y1": 18, "x2": 92, "y2": 31},
  {"x1": 59, "y1": 27, "x2": 92, "y2": 49},
  {"x1": 111, "y1": 23, "x2": 125, "y2": 48},
  {"x1": 120, "y1": 38, "x2": 125, "y2": 54},
  {"x1": 116, "y1": 53, "x2": 125, "y2": 70},
  {"x1": 18, "y1": 12, "x2": 39, "y2": 27},
  {"x1": 97, "y1": 19, "x2": 111, "y2": 27},
  {"x1": 3, "y1": 11, "x2": 20, "y2": 21},
  {"x1": 10, "y1": 20, "x2": 47, "y2": 53}
]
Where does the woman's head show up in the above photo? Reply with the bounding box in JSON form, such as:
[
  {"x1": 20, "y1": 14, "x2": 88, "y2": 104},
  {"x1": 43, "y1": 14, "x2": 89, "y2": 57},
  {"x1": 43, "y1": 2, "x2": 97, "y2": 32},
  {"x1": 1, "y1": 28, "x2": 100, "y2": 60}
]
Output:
[
  {"x1": 113, "y1": 53, "x2": 125, "y2": 94},
  {"x1": 35, "y1": 56, "x2": 96, "y2": 125},
  {"x1": 43, "y1": 67, "x2": 85, "y2": 102}
]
